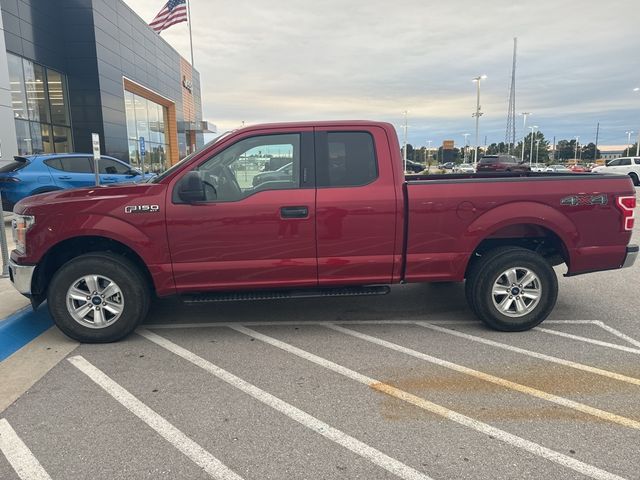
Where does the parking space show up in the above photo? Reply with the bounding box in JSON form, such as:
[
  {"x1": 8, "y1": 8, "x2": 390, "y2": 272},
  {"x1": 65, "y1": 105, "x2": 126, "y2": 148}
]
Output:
[{"x1": 1, "y1": 310, "x2": 639, "y2": 480}]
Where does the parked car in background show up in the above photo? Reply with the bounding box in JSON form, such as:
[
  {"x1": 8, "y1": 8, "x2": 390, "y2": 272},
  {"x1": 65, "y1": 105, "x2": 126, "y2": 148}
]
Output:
[
  {"x1": 545, "y1": 164, "x2": 571, "y2": 173},
  {"x1": 404, "y1": 159, "x2": 425, "y2": 173},
  {"x1": 530, "y1": 163, "x2": 547, "y2": 172},
  {"x1": 569, "y1": 164, "x2": 590, "y2": 173},
  {"x1": 0, "y1": 153, "x2": 144, "y2": 212},
  {"x1": 591, "y1": 157, "x2": 640, "y2": 186},
  {"x1": 476, "y1": 154, "x2": 531, "y2": 172},
  {"x1": 252, "y1": 161, "x2": 293, "y2": 186},
  {"x1": 454, "y1": 163, "x2": 475, "y2": 173},
  {"x1": 441, "y1": 162, "x2": 455, "y2": 170}
]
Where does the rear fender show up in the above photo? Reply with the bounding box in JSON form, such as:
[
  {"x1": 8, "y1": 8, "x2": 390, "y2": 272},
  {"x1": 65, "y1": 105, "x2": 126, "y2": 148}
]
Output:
[{"x1": 460, "y1": 202, "x2": 577, "y2": 276}]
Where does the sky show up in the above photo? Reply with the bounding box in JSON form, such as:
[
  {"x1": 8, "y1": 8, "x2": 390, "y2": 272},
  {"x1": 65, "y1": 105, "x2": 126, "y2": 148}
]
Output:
[{"x1": 128, "y1": 0, "x2": 640, "y2": 148}]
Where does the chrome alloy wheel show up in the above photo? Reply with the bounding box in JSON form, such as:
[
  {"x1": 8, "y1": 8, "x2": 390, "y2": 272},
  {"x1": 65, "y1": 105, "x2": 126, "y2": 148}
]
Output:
[
  {"x1": 491, "y1": 267, "x2": 541, "y2": 318},
  {"x1": 66, "y1": 275, "x2": 124, "y2": 329}
]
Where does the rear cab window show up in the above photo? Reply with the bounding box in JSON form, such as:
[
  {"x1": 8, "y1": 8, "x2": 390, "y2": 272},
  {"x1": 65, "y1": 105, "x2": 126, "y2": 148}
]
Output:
[{"x1": 316, "y1": 131, "x2": 378, "y2": 187}]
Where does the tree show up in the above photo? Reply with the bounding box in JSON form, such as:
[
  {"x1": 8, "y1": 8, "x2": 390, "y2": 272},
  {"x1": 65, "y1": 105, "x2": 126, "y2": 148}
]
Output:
[
  {"x1": 555, "y1": 139, "x2": 577, "y2": 161},
  {"x1": 513, "y1": 131, "x2": 550, "y2": 163},
  {"x1": 624, "y1": 143, "x2": 639, "y2": 156},
  {"x1": 580, "y1": 143, "x2": 600, "y2": 162}
]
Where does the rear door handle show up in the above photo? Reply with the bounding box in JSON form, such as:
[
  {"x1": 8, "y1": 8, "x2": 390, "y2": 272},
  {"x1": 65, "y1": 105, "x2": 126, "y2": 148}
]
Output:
[{"x1": 280, "y1": 206, "x2": 309, "y2": 219}]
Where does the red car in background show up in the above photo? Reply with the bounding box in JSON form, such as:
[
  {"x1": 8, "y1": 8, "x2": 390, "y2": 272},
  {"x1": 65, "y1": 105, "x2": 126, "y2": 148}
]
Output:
[
  {"x1": 476, "y1": 154, "x2": 531, "y2": 172},
  {"x1": 569, "y1": 164, "x2": 590, "y2": 173}
]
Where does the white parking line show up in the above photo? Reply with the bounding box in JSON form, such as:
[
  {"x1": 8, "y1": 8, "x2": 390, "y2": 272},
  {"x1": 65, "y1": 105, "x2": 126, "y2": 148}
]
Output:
[
  {"x1": 143, "y1": 319, "x2": 596, "y2": 329},
  {"x1": 67, "y1": 356, "x2": 244, "y2": 480},
  {"x1": 417, "y1": 322, "x2": 640, "y2": 387},
  {"x1": 230, "y1": 326, "x2": 626, "y2": 480},
  {"x1": 326, "y1": 324, "x2": 640, "y2": 430},
  {"x1": 137, "y1": 329, "x2": 433, "y2": 480},
  {"x1": 0, "y1": 418, "x2": 52, "y2": 480},
  {"x1": 594, "y1": 321, "x2": 640, "y2": 349},
  {"x1": 535, "y1": 327, "x2": 640, "y2": 355}
]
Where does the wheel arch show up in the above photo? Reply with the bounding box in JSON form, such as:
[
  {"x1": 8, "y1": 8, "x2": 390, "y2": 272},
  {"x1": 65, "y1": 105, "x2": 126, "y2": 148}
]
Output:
[
  {"x1": 462, "y1": 202, "x2": 576, "y2": 278},
  {"x1": 32, "y1": 235, "x2": 156, "y2": 302}
]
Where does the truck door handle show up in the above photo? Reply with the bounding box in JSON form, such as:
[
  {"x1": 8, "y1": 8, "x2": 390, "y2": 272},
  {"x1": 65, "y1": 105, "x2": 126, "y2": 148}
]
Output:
[
  {"x1": 280, "y1": 206, "x2": 308, "y2": 218},
  {"x1": 58, "y1": 176, "x2": 72, "y2": 180}
]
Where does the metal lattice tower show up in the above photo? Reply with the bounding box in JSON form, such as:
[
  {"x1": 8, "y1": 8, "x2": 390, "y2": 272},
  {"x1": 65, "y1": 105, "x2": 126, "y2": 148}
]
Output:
[{"x1": 504, "y1": 38, "x2": 517, "y2": 153}]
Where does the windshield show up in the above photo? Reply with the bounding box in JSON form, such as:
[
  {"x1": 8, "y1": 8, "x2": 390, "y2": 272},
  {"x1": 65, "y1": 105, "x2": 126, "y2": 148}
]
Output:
[{"x1": 150, "y1": 131, "x2": 235, "y2": 183}]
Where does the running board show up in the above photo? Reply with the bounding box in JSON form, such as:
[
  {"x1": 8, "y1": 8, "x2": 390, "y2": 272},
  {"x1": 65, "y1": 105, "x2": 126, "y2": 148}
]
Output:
[{"x1": 182, "y1": 285, "x2": 391, "y2": 304}]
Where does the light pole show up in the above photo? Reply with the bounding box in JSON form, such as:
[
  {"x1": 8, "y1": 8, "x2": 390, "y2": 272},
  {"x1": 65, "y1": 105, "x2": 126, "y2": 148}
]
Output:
[
  {"x1": 535, "y1": 139, "x2": 540, "y2": 163},
  {"x1": 634, "y1": 88, "x2": 639, "y2": 156},
  {"x1": 574, "y1": 136, "x2": 579, "y2": 160},
  {"x1": 402, "y1": 110, "x2": 408, "y2": 172},
  {"x1": 462, "y1": 133, "x2": 470, "y2": 162},
  {"x1": 426, "y1": 140, "x2": 432, "y2": 165},
  {"x1": 625, "y1": 131, "x2": 634, "y2": 156},
  {"x1": 520, "y1": 112, "x2": 530, "y2": 163},
  {"x1": 528, "y1": 125, "x2": 537, "y2": 166},
  {"x1": 472, "y1": 75, "x2": 487, "y2": 166}
]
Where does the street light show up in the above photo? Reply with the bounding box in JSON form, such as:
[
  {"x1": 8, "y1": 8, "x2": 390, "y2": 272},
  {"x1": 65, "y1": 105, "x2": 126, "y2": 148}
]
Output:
[
  {"x1": 462, "y1": 133, "x2": 470, "y2": 162},
  {"x1": 633, "y1": 87, "x2": 640, "y2": 156},
  {"x1": 520, "y1": 112, "x2": 531, "y2": 163},
  {"x1": 401, "y1": 110, "x2": 408, "y2": 172},
  {"x1": 472, "y1": 75, "x2": 487, "y2": 166},
  {"x1": 528, "y1": 125, "x2": 538, "y2": 166},
  {"x1": 574, "y1": 136, "x2": 579, "y2": 160},
  {"x1": 626, "y1": 130, "x2": 634, "y2": 156}
]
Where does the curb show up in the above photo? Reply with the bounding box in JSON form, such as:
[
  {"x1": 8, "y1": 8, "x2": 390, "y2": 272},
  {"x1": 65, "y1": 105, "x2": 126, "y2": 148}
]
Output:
[{"x1": 0, "y1": 304, "x2": 54, "y2": 362}]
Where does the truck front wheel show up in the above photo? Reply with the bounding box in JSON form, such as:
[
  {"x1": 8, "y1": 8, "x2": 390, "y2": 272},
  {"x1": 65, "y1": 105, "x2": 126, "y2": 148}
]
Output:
[
  {"x1": 48, "y1": 253, "x2": 150, "y2": 343},
  {"x1": 465, "y1": 247, "x2": 558, "y2": 331}
]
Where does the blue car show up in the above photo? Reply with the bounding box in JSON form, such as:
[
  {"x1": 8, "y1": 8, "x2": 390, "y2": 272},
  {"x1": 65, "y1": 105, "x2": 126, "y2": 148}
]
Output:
[{"x1": 0, "y1": 153, "x2": 144, "y2": 211}]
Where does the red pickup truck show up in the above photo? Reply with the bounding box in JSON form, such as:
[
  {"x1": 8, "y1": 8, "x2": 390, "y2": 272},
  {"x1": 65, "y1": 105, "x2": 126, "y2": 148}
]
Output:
[{"x1": 8, "y1": 121, "x2": 638, "y2": 342}]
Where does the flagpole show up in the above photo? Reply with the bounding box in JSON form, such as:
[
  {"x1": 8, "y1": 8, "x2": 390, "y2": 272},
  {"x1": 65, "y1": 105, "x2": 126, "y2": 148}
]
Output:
[{"x1": 187, "y1": 0, "x2": 194, "y2": 68}]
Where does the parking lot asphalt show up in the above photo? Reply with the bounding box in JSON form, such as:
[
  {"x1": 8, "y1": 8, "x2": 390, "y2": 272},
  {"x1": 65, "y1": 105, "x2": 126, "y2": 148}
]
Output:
[{"x1": 1, "y1": 205, "x2": 639, "y2": 480}]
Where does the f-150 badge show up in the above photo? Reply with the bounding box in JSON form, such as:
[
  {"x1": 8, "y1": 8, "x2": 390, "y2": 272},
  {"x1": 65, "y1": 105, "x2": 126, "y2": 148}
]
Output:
[{"x1": 125, "y1": 205, "x2": 160, "y2": 214}]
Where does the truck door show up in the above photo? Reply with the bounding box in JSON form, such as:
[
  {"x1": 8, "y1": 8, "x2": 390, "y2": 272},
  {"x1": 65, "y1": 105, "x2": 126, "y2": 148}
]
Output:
[
  {"x1": 165, "y1": 129, "x2": 317, "y2": 292},
  {"x1": 314, "y1": 127, "x2": 399, "y2": 285}
]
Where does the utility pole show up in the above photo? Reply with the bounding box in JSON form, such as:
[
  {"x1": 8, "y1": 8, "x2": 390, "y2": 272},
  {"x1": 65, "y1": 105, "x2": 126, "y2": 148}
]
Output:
[
  {"x1": 504, "y1": 38, "x2": 517, "y2": 153},
  {"x1": 594, "y1": 122, "x2": 599, "y2": 163}
]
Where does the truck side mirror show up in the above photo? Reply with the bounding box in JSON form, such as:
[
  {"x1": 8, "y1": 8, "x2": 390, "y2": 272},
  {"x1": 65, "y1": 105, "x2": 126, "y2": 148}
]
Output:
[{"x1": 177, "y1": 171, "x2": 207, "y2": 203}]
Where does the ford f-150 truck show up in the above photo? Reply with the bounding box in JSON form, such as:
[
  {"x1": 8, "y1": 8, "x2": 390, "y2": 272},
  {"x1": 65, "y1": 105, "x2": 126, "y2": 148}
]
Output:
[{"x1": 8, "y1": 121, "x2": 638, "y2": 342}]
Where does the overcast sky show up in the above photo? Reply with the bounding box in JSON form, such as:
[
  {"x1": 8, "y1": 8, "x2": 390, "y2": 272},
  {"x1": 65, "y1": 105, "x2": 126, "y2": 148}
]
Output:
[{"x1": 128, "y1": 0, "x2": 639, "y2": 148}]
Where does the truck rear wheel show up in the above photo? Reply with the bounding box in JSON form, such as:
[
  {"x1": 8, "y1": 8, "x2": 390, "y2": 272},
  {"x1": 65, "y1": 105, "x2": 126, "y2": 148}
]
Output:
[
  {"x1": 48, "y1": 253, "x2": 149, "y2": 343},
  {"x1": 465, "y1": 247, "x2": 557, "y2": 331}
]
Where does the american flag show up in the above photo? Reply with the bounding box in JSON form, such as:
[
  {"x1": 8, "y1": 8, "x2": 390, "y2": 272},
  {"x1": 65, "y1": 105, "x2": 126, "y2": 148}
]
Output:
[{"x1": 149, "y1": 0, "x2": 188, "y2": 33}]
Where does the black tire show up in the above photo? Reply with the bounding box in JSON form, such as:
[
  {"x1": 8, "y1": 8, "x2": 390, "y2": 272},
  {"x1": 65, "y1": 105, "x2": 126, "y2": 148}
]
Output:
[
  {"x1": 629, "y1": 173, "x2": 639, "y2": 187},
  {"x1": 465, "y1": 247, "x2": 557, "y2": 331},
  {"x1": 47, "y1": 253, "x2": 150, "y2": 343}
]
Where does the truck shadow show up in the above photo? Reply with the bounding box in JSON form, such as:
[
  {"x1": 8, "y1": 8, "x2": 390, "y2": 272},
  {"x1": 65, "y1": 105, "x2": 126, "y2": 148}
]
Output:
[{"x1": 143, "y1": 282, "x2": 479, "y2": 327}]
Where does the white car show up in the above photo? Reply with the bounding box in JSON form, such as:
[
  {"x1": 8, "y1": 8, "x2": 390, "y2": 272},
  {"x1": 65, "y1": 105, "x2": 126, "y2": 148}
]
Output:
[
  {"x1": 455, "y1": 163, "x2": 475, "y2": 173},
  {"x1": 530, "y1": 163, "x2": 547, "y2": 172},
  {"x1": 591, "y1": 157, "x2": 640, "y2": 186},
  {"x1": 545, "y1": 164, "x2": 571, "y2": 173}
]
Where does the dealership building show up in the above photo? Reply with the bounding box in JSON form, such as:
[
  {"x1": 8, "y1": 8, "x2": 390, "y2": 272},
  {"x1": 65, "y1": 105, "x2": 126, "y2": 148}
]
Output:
[{"x1": 0, "y1": 0, "x2": 207, "y2": 172}]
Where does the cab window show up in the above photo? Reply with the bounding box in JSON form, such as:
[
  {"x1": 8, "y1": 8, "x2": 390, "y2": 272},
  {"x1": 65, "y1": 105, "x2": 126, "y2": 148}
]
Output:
[
  {"x1": 177, "y1": 133, "x2": 301, "y2": 203},
  {"x1": 316, "y1": 131, "x2": 378, "y2": 187}
]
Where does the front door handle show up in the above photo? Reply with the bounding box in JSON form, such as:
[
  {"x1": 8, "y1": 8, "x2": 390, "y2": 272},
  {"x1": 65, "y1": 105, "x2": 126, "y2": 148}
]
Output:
[
  {"x1": 280, "y1": 206, "x2": 309, "y2": 219},
  {"x1": 58, "y1": 176, "x2": 72, "y2": 180}
]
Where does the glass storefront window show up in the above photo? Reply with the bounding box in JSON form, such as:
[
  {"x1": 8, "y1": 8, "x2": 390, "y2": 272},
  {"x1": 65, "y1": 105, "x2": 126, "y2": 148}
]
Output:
[
  {"x1": 23, "y1": 61, "x2": 50, "y2": 123},
  {"x1": 47, "y1": 69, "x2": 70, "y2": 126},
  {"x1": 7, "y1": 54, "x2": 27, "y2": 120},
  {"x1": 124, "y1": 90, "x2": 169, "y2": 172},
  {"x1": 7, "y1": 53, "x2": 72, "y2": 155},
  {"x1": 52, "y1": 126, "x2": 72, "y2": 153}
]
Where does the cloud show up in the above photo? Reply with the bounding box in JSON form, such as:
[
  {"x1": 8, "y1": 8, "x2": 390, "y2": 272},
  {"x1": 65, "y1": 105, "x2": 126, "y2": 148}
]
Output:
[{"x1": 128, "y1": 0, "x2": 640, "y2": 146}]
